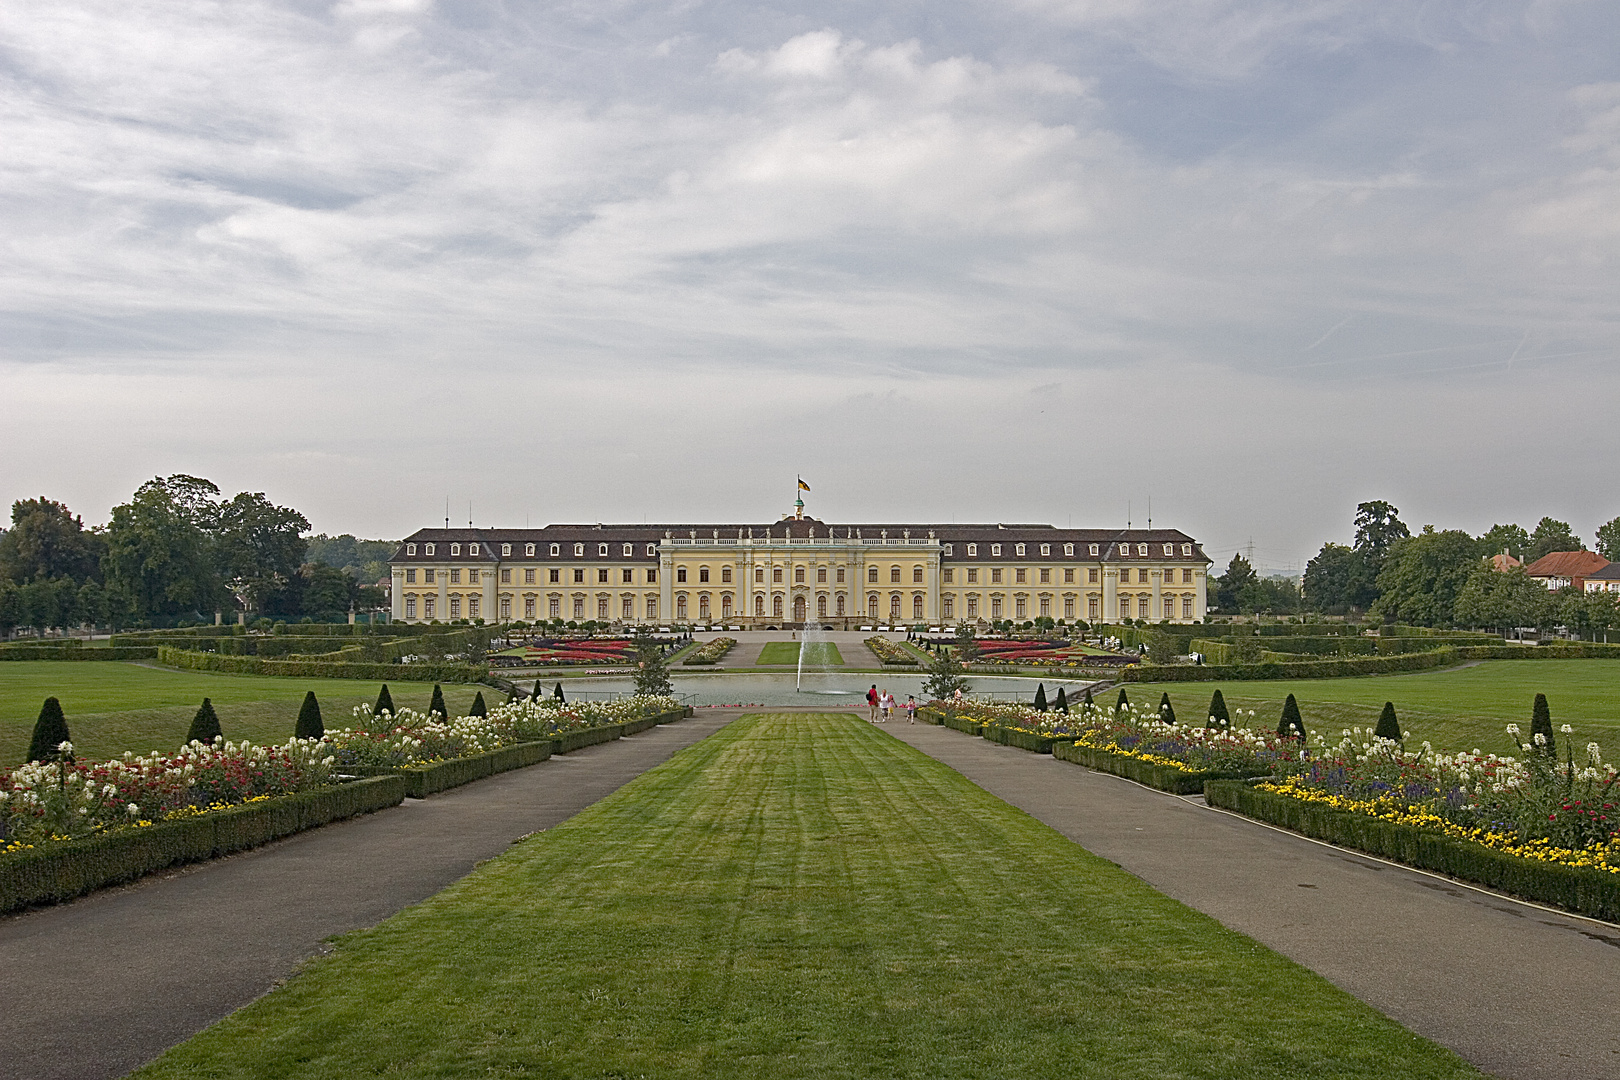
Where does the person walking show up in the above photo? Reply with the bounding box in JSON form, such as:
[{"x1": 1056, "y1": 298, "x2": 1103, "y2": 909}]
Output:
[
  {"x1": 866, "y1": 685, "x2": 879, "y2": 723},
  {"x1": 879, "y1": 689, "x2": 894, "y2": 723},
  {"x1": 904, "y1": 694, "x2": 917, "y2": 724}
]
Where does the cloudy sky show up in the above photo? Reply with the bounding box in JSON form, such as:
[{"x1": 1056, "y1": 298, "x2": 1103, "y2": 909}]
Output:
[{"x1": 2, "y1": 1, "x2": 1617, "y2": 574}]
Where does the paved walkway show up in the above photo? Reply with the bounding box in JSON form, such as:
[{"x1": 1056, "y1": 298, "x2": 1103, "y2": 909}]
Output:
[
  {"x1": 885, "y1": 721, "x2": 1620, "y2": 1080},
  {"x1": 0, "y1": 713, "x2": 738, "y2": 1080}
]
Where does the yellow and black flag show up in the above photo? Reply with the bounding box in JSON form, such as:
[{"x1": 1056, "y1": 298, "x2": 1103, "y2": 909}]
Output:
[{"x1": 798, "y1": 478, "x2": 811, "y2": 492}]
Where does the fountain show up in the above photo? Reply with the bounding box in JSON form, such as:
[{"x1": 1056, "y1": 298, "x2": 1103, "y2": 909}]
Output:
[{"x1": 796, "y1": 623, "x2": 861, "y2": 698}]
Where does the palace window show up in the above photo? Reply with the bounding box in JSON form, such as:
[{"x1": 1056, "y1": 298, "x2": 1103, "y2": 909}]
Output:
[
  {"x1": 449, "y1": 596, "x2": 461, "y2": 618},
  {"x1": 1119, "y1": 596, "x2": 1130, "y2": 619},
  {"x1": 1088, "y1": 568, "x2": 1099, "y2": 583},
  {"x1": 624, "y1": 597, "x2": 635, "y2": 620},
  {"x1": 869, "y1": 566, "x2": 879, "y2": 583},
  {"x1": 991, "y1": 544, "x2": 1001, "y2": 557},
  {"x1": 647, "y1": 568, "x2": 657, "y2": 583},
  {"x1": 836, "y1": 567, "x2": 846, "y2": 583},
  {"x1": 1138, "y1": 568, "x2": 1149, "y2": 583},
  {"x1": 836, "y1": 594, "x2": 846, "y2": 615},
  {"x1": 524, "y1": 596, "x2": 535, "y2": 619},
  {"x1": 722, "y1": 595, "x2": 733, "y2": 619},
  {"x1": 1039, "y1": 597, "x2": 1050, "y2": 618},
  {"x1": 524, "y1": 569, "x2": 535, "y2": 584},
  {"x1": 943, "y1": 543, "x2": 953, "y2": 556},
  {"x1": 597, "y1": 597, "x2": 608, "y2": 620},
  {"x1": 699, "y1": 566, "x2": 710, "y2": 583},
  {"x1": 1063, "y1": 568, "x2": 1073, "y2": 583},
  {"x1": 624, "y1": 544, "x2": 633, "y2": 557},
  {"x1": 913, "y1": 566, "x2": 923, "y2": 583},
  {"x1": 773, "y1": 595, "x2": 784, "y2": 618},
  {"x1": 469, "y1": 544, "x2": 479, "y2": 556},
  {"x1": 1138, "y1": 597, "x2": 1149, "y2": 619},
  {"x1": 1039, "y1": 568, "x2": 1050, "y2": 584},
  {"x1": 1088, "y1": 596, "x2": 1098, "y2": 620},
  {"x1": 526, "y1": 544, "x2": 536, "y2": 557},
  {"x1": 451, "y1": 544, "x2": 460, "y2": 556},
  {"x1": 817, "y1": 567, "x2": 827, "y2": 583},
  {"x1": 1041, "y1": 544, "x2": 1050, "y2": 556},
  {"x1": 699, "y1": 595, "x2": 710, "y2": 620},
  {"x1": 913, "y1": 595, "x2": 924, "y2": 619},
  {"x1": 966, "y1": 596, "x2": 978, "y2": 618},
  {"x1": 756, "y1": 567, "x2": 765, "y2": 583},
  {"x1": 424, "y1": 569, "x2": 435, "y2": 584},
  {"x1": 1182, "y1": 544, "x2": 1192, "y2": 556},
  {"x1": 1063, "y1": 597, "x2": 1074, "y2": 619},
  {"x1": 868, "y1": 594, "x2": 879, "y2": 618},
  {"x1": 574, "y1": 543, "x2": 584, "y2": 557},
  {"x1": 423, "y1": 597, "x2": 435, "y2": 619},
  {"x1": 818, "y1": 595, "x2": 828, "y2": 618},
  {"x1": 500, "y1": 597, "x2": 510, "y2": 619},
  {"x1": 942, "y1": 596, "x2": 954, "y2": 619},
  {"x1": 1015, "y1": 543, "x2": 1026, "y2": 557},
  {"x1": 677, "y1": 567, "x2": 687, "y2": 583},
  {"x1": 890, "y1": 566, "x2": 901, "y2": 583},
  {"x1": 450, "y1": 569, "x2": 461, "y2": 584},
  {"x1": 573, "y1": 568, "x2": 584, "y2": 584},
  {"x1": 1137, "y1": 544, "x2": 1148, "y2": 556},
  {"x1": 943, "y1": 568, "x2": 954, "y2": 584},
  {"x1": 647, "y1": 596, "x2": 658, "y2": 618},
  {"x1": 676, "y1": 595, "x2": 687, "y2": 619},
  {"x1": 991, "y1": 597, "x2": 1003, "y2": 618},
  {"x1": 1164, "y1": 544, "x2": 1174, "y2": 557},
  {"x1": 991, "y1": 569, "x2": 1002, "y2": 584},
  {"x1": 549, "y1": 568, "x2": 560, "y2": 583},
  {"x1": 550, "y1": 597, "x2": 560, "y2": 618},
  {"x1": 755, "y1": 594, "x2": 765, "y2": 616},
  {"x1": 501, "y1": 569, "x2": 511, "y2": 583},
  {"x1": 598, "y1": 568, "x2": 609, "y2": 584},
  {"x1": 773, "y1": 567, "x2": 783, "y2": 583},
  {"x1": 1183, "y1": 596, "x2": 1194, "y2": 619},
  {"x1": 500, "y1": 544, "x2": 511, "y2": 557},
  {"x1": 966, "y1": 568, "x2": 978, "y2": 584},
  {"x1": 647, "y1": 544, "x2": 657, "y2": 557},
  {"x1": 795, "y1": 567, "x2": 805, "y2": 583},
  {"x1": 550, "y1": 543, "x2": 559, "y2": 556},
  {"x1": 1015, "y1": 597, "x2": 1027, "y2": 619},
  {"x1": 1183, "y1": 568, "x2": 1193, "y2": 583},
  {"x1": 890, "y1": 595, "x2": 902, "y2": 619},
  {"x1": 1064, "y1": 543, "x2": 1073, "y2": 557},
  {"x1": 967, "y1": 543, "x2": 977, "y2": 557},
  {"x1": 573, "y1": 597, "x2": 586, "y2": 620},
  {"x1": 1164, "y1": 596, "x2": 1176, "y2": 620},
  {"x1": 623, "y1": 568, "x2": 633, "y2": 584},
  {"x1": 425, "y1": 543, "x2": 434, "y2": 555},
  {"x1": 407, "y1": 543, "x2": 416, "y2": 556},
  {"x1": 1089, "y1": 543, "x2": 1100, "y2": 556},
  {"x1": 406, "y1": 569, "x2": 416, "y2": 583},
  {"x1": 1015, "y1": 569, "x2": 1026, "y2": 584},
  {"x1": 406, "y1": 597, "x2": 417, "y2": 619}
]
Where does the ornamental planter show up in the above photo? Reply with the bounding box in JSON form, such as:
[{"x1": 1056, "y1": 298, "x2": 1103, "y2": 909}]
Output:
[
  {"x1": 1204, "y1": 780, "x2": 1620, "y2": 924},
  {"x1": 1052, "y1": 743, "x2": 1267, "y2": 795},
  {"x1": 0, "y1": 776, "x2": 405, "y2": 913}
]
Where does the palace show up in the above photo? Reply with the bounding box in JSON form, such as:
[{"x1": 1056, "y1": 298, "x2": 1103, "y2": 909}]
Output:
[{"x1": 389, "y1": 505, "x2": 1210, "y2": 628}]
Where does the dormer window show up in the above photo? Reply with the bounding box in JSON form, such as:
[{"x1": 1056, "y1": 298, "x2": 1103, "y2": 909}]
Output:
[
  {"x1": 991, "y1": 544, "x2": 1002, "y2": 557},
  {"x1": 1118, "y1": 546, "x2": 1129, "y2": 558},
  {"x1": 1164, "y1": 544, "x2": 1174, "y2": 557},
  {"x1": 646, "y1": 543, "x2": 656, "y2": 557},
  {"x1": 943, "y1": 543, "x2": 953, "y2": 556},
  {"x1": 406, "y1": 543, "x2": 416, "y2": 556},
  {"x1": 450, "y1": 543, "x2": 461, "y2": 556},
  {"x1": 468, "y1": 543, "x2": 478, "y2": 556},
  {"x1": 1089, "y1": 543, "x2": 1098, "y2": 556},
  {"x1": 623, "y1": 543, "x2": 633, "y2": 557},
  {"x1": 525, "y1": 543, "x2": 535, "y2": 557},
  {"x1": 1137, "y1": 543, "x2": 1148, "y2": 556},
  {"x1": 501, "y1": 543, "x2": 511, "y2": 557},
  {"x1": 424, "y1": 543, "x2": 434, "y2": 556},
  {"x1": 1040, "y1": 544, "x2": 1050, "y2": 556},
  {"x1": 598, "y1": 543, "x2": 608, "y2": 557},
  {"x1": 573, "y1": 543, "x2": 584, "y2": 557},
  {"x1": 966, "y1": 543, "x2": 977, "y2": 557},
  {"x1": 1182, "y1": 544, "x2": 1192, "y2": 556},
  {"x1": 1063, "y1": 543, "x2": 1073, "y2": 557},
  {"x1": 549, "y1": 543, "x2": 559, "y2": 556},
  {"x1": 1015, "y1": 543, "x2": 1025, "y2": 557}
]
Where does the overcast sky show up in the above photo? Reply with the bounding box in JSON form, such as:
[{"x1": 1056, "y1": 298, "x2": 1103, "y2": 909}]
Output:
[{"x1": 3, "y1": 1, "x2": 1618, "y2": 575}]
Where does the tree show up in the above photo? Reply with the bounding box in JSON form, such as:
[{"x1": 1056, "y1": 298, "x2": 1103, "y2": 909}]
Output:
[
  {"x1": 1302, "y1": 543, "x2": 1375, "y2": 613},
  {"x1": 187, "y1": 698, "x2": 223, "y2": 744},
  {"x1": 1033, "y1": 683, "x2": 1048, "y2": 712},
  {"x1": 921, "y1": 647, "x2": 969, "y2": 701},
  {"x1": 953, "y1": 624, "x2": 979, "y2": 663},
  {"x1": 374, "y1": 683, "x2": 395, "y2": 717},
  {"x1": 1374, "y1": 701, "x2": 1401, "y2": 742},
  {"x1": 1115, "y1": 687, "x2": 1129, "y2": 713},
  {"x1": 469, "y1": 691, "x2": 488, "y2": 717},
  {"x1": 1276, "y1": 694, "x2": 1305, "y2": 740},
  {"x1": 215, "y1": 491, "x2": 311, "y2": 618},
  {"x1": 27, "y1": 697, "x2": 72, "y2": 763},
  {"x1": 1477, "y1": 523, "x2": 1530, "y2": 562},
  {"x1": 1053, "y1": 687, "x2": 1068, "y2": 714},
  {"x1": 1353, "y1": 501, "x2": 1409, "y2": 578},
  {"x1": 554, "y1": 682, "x2": 566, "y2": 703},
  {"x1": 0, "y1": 498, "x2": 103, "y2": 584},
  {"x1": 1215, "y1": 554, "x2": 1258, "y2": 614},
  {"x1": 102, "y1": 477, "x2": 224, "y2": 625},
  {"x1": 296, "y1": 691, "x2": 325, "y2": 739},
  {"x1": 300, "y1": 563, "x2": 357, "y2": 621},
  {"x1": 1525, "y1": 517, "x2": 1583, "y2": 564},
  {"x1": 1597, "y1": 516, "x2": 1620, "y2": 562},
  {"x1": 1081, "y1": 687, "x2": 1094, "y2": 711},
  {"x1": 1207, "y1": 689, "x2": 1229, "y2": 729},
  {"x1": 633, "y1": 630, "x2": 673, "y2": 696},
  {"x1": 1530, "y1": 693, "x2": 1556, "y2": 758},
  {"x1": 1158, "y1": 692, "x2": 1176, "y2": 725},
  {"x1": 428, "y1": 684, "x2": 447, "y2": 719},
  {"x1": 1453, "y1": 566, "x2": 1554, "y2": 634},
  {"x1": 1370, "y1": 529, "x2": 1480, "y2": 627},
  {"x1": 532, "y1": 680, "x2": 545, "y2": 701}
]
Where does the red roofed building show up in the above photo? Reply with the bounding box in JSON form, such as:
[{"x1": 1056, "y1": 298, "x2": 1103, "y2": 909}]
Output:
[
  {"x1": 1490, "y1": 550, "x2": 1521, "y2": 572},
  {"x1": 1523, "y1": 550, "x2": 1610, "y2": 591}
]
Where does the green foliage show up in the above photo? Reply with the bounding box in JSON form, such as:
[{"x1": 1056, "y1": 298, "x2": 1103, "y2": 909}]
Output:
[
  {"x1": 1353, "y1": 500, "x2": 1409, "y2": 577},
  {"x1": 1371, "y1": 529, "x2": 1481, "y2": 627},
  {"x1": 27, "y1": 697, "x2": 72, "y2": 763},
  {"x1": 1597, "y1": 516, "x2": 1620, "y2": 563},
  {"x1": 1208, "y1": 689, "x2": 1230, "y2": 729},
  {"x1": 1526, "y1": 517, "x2": 1583, "y2": 564},
  {"x1": 633, "y1": 631, "x2": 674, "y2": 697},
  {"x1": 1276, "y1": 694, "x2": 1305, "y2": 740},
  {"x1": 1215, "y1": 553, "x2": 1258, "y2": 614},
  {"x1": 1033, "y1": 683, "x2": 1048, "y2": 712},
  {"x1": 156, "y1": 647, "x2": 483, "y2": 684},
  {"x1": 187, "y1": 698, "x2": 223, "y2": 745},
  {"x1": 1053, "y1": 687, "x2": 1068, "y2": 714},
  {"x1": 428, "y1": 684, "x2": 448, "y2": 719},
  {"x1": 1374, "y1": 701, "x2": 1401, "y2": 742},
  {"x1": 1127, "y1": 649, "x2": 1461, "y2": 683},
  {"x1": 374, "y1": 683, "x2": 395, "y2": 717},
  {"x1": 1158, "y1": 692, "x2": 1175, "y2": 725},
  {"x1": 469, "y1": 691, "x2": 487, "y2": 717},
  {"x1": 296, "y1": 691, "x2": 325, "y2": 740},
  {"x1": 553, "y1": 682, "x2": 565, "y2": 703},
  {"x1": 1081, "y1": 687, "x2": 1093, "y2": 709},
  {"x1": 1453, "y1": 566, "x2": 1553, "y2": 632},
  {"x1": 1477, "y1": 523, "x2": 1529, "y2": 562},
  {"x1": 921, "y1": 647, "x2": 969, "y2": 701},
  {"x1": 1530, "y1": 693, "x2": 1555, "y2": 758},
  {"x1": 1114, "y1": 687, "x2": 1128, "y2": 712},
  {"x1": 102, "y1": 476, "x2": 227, "y2": 626},
  {"x1": 0, "y1": 497, "x2": 104, "y2": 585},
  {"x1": 1302, "y1": 543, "x2": 1376, "y2": 613}
]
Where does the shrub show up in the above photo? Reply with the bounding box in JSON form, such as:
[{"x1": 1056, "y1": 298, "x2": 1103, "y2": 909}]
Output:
[
  {"x1": 1115, "y1": 688, "x2": 1129, "y2": 713},
  {"x1": 1374, "y1": 701, "x2": 1401, "y2": 742},
  {"x1": 187, "y1": 699, "x2": 223, "y2": 745},
  {"x1": 553, "y1": 682, "x2": 565, "y2": 703},
  {"x1": 374, "y1": 683, "x2": 395, "y2": 717},
  {"x1": 469, "y1": 691, "x2": 488, "y2": 718},
  {"x1": 1530, "y1": 693, "x2": 1555, "y2": 758},
  {"x1": 1054, "y1": 687, "x2": 1068, "y2": 714},
  {"x1": 429, "y1": 684, "x2": 448, "y2": 719},
  {"x1": 1082, "y1": 687, "x2": 1093, "y2": 710},
  {"x1": 1277, "y1": 693, "x2": 1305, "y2": 741},
  {"x1": 1033, "y1": 683, "x2": 1048, "y2": 712},
  {"x1": 27, "y1": 697, "x2": 72, "y2": 763},
  {"x1": 1158, "y1": 692, "x2": 1175, "y2": 725},
  {"x1": 296, "y1": 691, "x2": 325, "y2": 740},
  {"x1": 1208, "y1": 689, "x2": 1230, "y2": 729}
]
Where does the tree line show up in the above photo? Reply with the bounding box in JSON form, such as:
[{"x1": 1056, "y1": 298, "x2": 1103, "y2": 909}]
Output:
[
  {"x1": 1212, "y1": 500, "x2": 1620, "y2": 634},
  {"x1": 0, "y1": 475, "x2": 392, "y2": 635}
]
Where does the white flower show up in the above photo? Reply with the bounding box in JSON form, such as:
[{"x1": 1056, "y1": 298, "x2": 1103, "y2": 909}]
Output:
[{"x1": 1560, "y1": 724, "x2": 1573, "y2": 734}]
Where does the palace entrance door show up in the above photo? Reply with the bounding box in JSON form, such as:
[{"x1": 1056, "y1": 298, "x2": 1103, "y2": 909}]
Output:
[{"x1": 793, "y1": 595, "x2": 807, "y2": 623}]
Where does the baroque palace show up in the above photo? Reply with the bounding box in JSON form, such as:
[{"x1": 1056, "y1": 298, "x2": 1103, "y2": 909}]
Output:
[{"x1": 390, "y1": 502, "x2": 1211, "y2": 628}]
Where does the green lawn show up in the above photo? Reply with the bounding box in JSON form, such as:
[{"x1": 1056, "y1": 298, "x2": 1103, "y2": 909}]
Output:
[
  {"x1": 135, "y1": 714, "x2": 1478, "y2": 1080},
  {"x1": 756, "y1": 641, "x2": 844, "y2": 666},
  {"x1": 0, "y1": 662, "x2": 487, "y2": 764},
  {"x1": 1131, "y1": 659, "x2": 1620, "y2": 759}
]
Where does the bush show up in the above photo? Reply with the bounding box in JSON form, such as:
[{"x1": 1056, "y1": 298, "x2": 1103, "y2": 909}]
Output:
[
  {"x1": 155, "y1": 647, "x2": 484, "y2": 683},
  {"x1": 1374, "y1": 702, "x2": 1401, "y2": 742},
  {"x1": 1122, "y1": 648, "x2": 1460, "y2": 682},
  {"x1": 27, "y1": 697, "x2": 71, "y2": 764},
  {"x1": 1033, "y1": 683, "x2": 1048, "y2": 712},
  {"x1": 1276, "y1": 694, "x2": 1305, "y2": 741},
  {"x1": 1053, "y1": 687, "x2": 1069, "y2": 714},
  {"x1": 1208, "y1": 689, "x2": 1229, "y2": 730},
  {"x1": 187, "y1": 698, "x2": 223, "y2": 745},
  {"x1": 374, "y1": 683, "x2": 395, "y2": 717},
  {"x1": 469, "y1": 691, "x2": 488, "y2": 717},
  {"x1": 1158, "y1": 692, "x2": 1175, "y2": 725},
  {"x1": 1115, "y1": 688, "x2": 1129, "y2": 713},
  {"x1": 296, "y1": 691, "x2": 325, "y2": 740},
  {"x1": 1531, "y1": 693, "x2": 1555, "y2": 758},
  {"x1": 429, "y1": 684, "x2": 448, "y2": 719}
]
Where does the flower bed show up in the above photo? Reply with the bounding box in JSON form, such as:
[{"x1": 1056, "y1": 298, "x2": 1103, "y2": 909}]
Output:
[
  {"x1": 865, "y1": 637, "x2": 919, "y2": 666},
  {"x1": 682, "y1": 637, "x2": 736, "y2": 665},
  {"x1": 346, "y1": 742, "x2": 554, "y2": 798},
  {"x1": 1055, "y1": 742, "x2": 1266, "y2": 795},
  {"x1": 514, "y1": 638, "x2": 639, "y2": 666}
]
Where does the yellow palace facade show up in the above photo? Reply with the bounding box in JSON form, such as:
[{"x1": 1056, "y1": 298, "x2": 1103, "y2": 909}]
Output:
[{"x1": 390, "y1": 512, "x2": 1210, "y2": 627}]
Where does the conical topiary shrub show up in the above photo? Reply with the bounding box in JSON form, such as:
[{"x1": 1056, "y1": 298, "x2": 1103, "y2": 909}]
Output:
[
  {"x1": 1054, "y1": 687, "x2": 1068, "y2": 714},
  {"x1": 1115, "y1": 687, "x2": 1129, "y2": 713},
  {"x1": 1530, "y1": 693, "x2": 1556, "y2": 757},
  {"x1": 1082, "y1": 687, "x2": 1094, "y2": 712},
  {"x1": 428, "y1": 684, "x2": 447, "y2": 719},
  {"x1": 1374, "y1": 701, "x2": 1401, "y2": 742},
  {"x1": 374, "y1": 683, "x2": 395, "y2": 717},
  {"x1": 296, "y1": 691, "x2": 324, "y2": 740},
  {"x1": 1159, "y1": 692, "x2": 1176, "y2": 725},
  {"x1": 1033, "y1": 683, "x2": 1048, "y2": 712},
  {"x1": 187, "y1": 698, "x2": 223, "y2": 745},
  {"x1": 27, "y1": 697, "x2": 72, "y2": 763},
  {"x1": 533, "y1": 680, "x2": 544, "y2": 701},
  {"x1": 1208, "y1": 689, "x2": 1230, "y2": 729},
  {"x1": 470, "y1": 691, "x2": 487, "y2": 717},
  {"x1": 1277, "y1": 694, "x2": 1305, "y2": 741},
  {"x1": 554, "y1": 682, "x2": 566, "y2": 703}
]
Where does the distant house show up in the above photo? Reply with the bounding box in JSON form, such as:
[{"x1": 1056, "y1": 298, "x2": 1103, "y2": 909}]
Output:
[
  {"x1": 1490, "y1": 550, "x2": 1522, "y2": 572},
  {"x1": 1523, "y1": 550, "x2": 1610, "y2": 591},
  {"x1": 1584, "y1": 563, "x2": 1620, "y2": 595}
]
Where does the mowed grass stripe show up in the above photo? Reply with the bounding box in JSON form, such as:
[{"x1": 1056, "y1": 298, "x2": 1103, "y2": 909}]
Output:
[{"x1": 133, "y1": 714, "x2": 1480, "y2": 1080}]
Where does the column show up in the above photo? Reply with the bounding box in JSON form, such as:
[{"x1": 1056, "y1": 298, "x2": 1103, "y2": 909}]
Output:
[
  {"x1": 1102, "y1": 566, "x2": 1117, "y2": 625},
  {"x1": 1151, "y1": 568, "x2": 1162, "y2": 623},
  {"x1": 391, "y1": 569, "x2": 405, "y2": 621},
  {"x1": 659, "y1": 547, "x2": 674, "y2": 624}
]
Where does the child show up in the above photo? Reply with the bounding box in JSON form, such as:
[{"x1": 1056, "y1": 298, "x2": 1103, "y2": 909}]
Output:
[{"x1": 904, "y1": 695, "x2": 917, "y2": 723}]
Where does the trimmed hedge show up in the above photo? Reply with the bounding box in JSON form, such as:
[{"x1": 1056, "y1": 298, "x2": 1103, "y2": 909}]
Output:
[
  {"x1": 980, "y1": 724, "x2": 1071, "y2": 754},
  {"x1": 0, "y1": 776, "x2": 405, "y2": 914},
  {"x1": 1457, "y1": 644, "x2": 1620, "y2": 660},
  {"x1": 156, "y1": 646, "x2": 486, "y2": 683},
  {"x1": 916, "y1": 707, "x2": 947, "y2": 726},
  {"x1": 1122, "y1": 648, "x2": 1460, "y2": 682},
  {"x1": 347, "y1": 742, "x2": 553, "y2": 798},
  {"x1": 1053, "y1": 742, "x2": 1266, "y2": 795},
  {"x1": 0, "y1": 646, "x2": 159, "y2": 661},
  {"x1": 1205, "y1": 780, "x2": 1620, "y2": 923},
  {"x1": 939, "y1": 713, "x2": 984, "y2": 737}
]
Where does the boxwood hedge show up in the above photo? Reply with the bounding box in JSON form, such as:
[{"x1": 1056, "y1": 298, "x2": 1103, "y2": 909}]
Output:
[{"x1": 156, "y1": 646, "x2": 485, "y2": 683}]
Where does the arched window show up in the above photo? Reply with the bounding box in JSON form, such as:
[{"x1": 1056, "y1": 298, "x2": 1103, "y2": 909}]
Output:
[
  {"x1": 942, "y1": 596, "x2": 953, "y2": 619},
  {"x1": 836, "y1": 594, "x2": 846, "y2": 615},
  {"x1": 773, "y1": 595, "x2": 784, "y2": 618},
  {"x1": 623, "y1": 596, "x2": 633, "y2": 620},
  {"x1": 573, "y1": 597, "x2": 585, "y2": 619},
  {"x1": 913, "y1": 595, "x2": 924, "y2": 619},
  {"x1": 676, "y1": 595, "x2": 688, "y2": 619},
  {"x1": 597, "y1": 596, "x2": 608, "y2": 620},
  {"x1": 817, "y1": 595, "x2": 828, "y2": 617},
  {"x1": 699, "y1": 595, "x2": 711, "y2": 619},
  {"x1": 890, "y1": 594, "x2": 902, "y2": 619},
  {"x1": 646, "y1": 596, "x2": 658, "y2": 618},
  {"x1": 868, "y1": 594, "x2": 879, "y2": 618},
  {"x1": 754, "y1": 594, "x2": 765, "y2": 616},
  {"x1": 721, "y1": 594, "x2": 733, "y2": 618}
]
